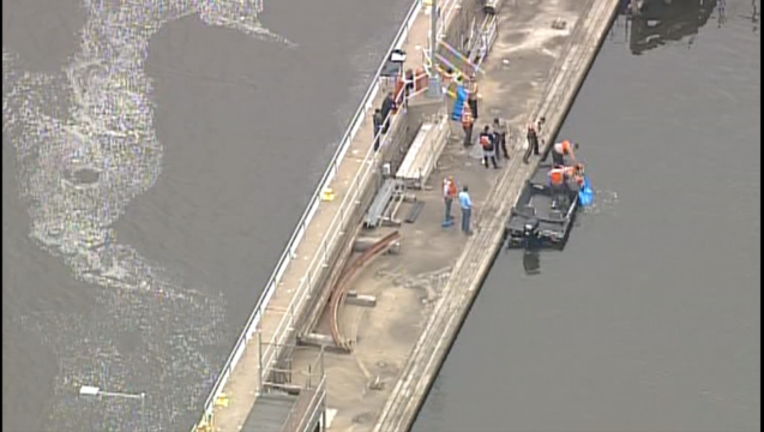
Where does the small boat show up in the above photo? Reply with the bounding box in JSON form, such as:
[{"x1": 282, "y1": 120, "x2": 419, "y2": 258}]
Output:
[{"x1": 504, "y1": 160, "x2": 581, "y2": 250}]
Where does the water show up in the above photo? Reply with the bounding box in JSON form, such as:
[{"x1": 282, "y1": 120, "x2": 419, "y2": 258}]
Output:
[
  {"x1": 2, "y1": 0, "x2": 410, "y2": 429},
  {"x1": 413, "y1": 1, "x2": 761, "y2": 431}
]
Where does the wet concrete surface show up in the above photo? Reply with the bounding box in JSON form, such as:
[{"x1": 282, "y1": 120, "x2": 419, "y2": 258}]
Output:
[{"x1": 413, "y1": 1, "x2": 761, "y2": 431}]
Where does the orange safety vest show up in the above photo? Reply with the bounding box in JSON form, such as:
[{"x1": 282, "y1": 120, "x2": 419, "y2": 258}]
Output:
[
  {"x1": 553, "y1": 140, "x2": 572, "y2": 155},
  {"x1": 443, "y1": 178, "x2": 457, "y2": 198},
  {"x1": 548, "y1": 166, "x2": 575, "y2": 185},
  {"x1": 479, "y1": 134, "x2": 491, "y2": 148}
]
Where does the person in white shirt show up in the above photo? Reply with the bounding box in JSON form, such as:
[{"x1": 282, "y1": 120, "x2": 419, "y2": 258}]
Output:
[{"x1": 442, "y1": 176, "x2": 457, "y2": 227}]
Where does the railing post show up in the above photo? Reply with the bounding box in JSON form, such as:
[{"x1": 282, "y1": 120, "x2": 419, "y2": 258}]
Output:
[
  {"x1": 320, "y1": 347, "x2": 325, "y2": 377},
  {"x1": 322, "y1": 239, "x2": 328, "y2": 268},
  {"x1": 320, "y1": 347, "x2": 326, "y2": 432},
  {"x1": 289, "y1": 301, "x2": 295, "y2": 332},
  {"x1": 257, "y1": 331, "x2": 263, "y2": 394}
]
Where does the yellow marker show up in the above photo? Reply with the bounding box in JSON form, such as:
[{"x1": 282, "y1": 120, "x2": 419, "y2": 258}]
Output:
[
  {"x1": 321, "y1": 187, "x2": 335, "y2": 202},
  {"x1": 195, "y1": 420, "x2": 212, "y2": 432},
  {"x1": 215, "y1": 393, "x2": 229, "y2": 408}
]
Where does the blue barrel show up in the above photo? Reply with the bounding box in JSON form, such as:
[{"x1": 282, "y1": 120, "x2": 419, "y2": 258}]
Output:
[{"x1": 450, "y1": 85, "x2": 467, "y2": 121}]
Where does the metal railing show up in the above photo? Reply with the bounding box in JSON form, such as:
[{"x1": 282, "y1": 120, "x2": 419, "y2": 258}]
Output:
[
  {"x1": 280, "y1": 351, "x2": 326, "y2": 432},
  {"x1": 255, "y1": 73, "x2": 414, "y2": 406},
  {"x1": 422, "y1": 4, "x2": 496, "y2": 79},
  {"x1": 193, "y1": 0, "x2": 425, "y2": 428},
  {"x1": 288, "y1": 376, "x2": 327, "y2": 432},
  {"x1": 438, "y1": 0, "x2": 460, "y2": 37}
]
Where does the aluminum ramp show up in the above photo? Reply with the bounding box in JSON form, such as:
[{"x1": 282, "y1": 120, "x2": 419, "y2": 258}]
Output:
[
  {"x1": 364, "y1": 178, "x2": 405, "y2": 228},
  {"x1": 241, "y1": 393, "x2": 298, "y2": 432},
  {"x1": 395, "y1": 115, "x2": 450, "y2": 189}
]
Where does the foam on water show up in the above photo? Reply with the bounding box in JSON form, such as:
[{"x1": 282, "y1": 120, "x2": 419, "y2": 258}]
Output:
[{"x1": 2, "y1": 0, "x2": 292, "y2": 429}]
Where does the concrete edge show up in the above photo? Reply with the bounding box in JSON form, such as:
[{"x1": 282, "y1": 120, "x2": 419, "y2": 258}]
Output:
[{"x1": 371, "y1": 0, "x2": 622, "y2": 430}]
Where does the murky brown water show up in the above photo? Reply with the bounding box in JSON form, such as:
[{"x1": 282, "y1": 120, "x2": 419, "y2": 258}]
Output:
[
  {"x1": 2, "y1": 0, "x2": 410, "y2": 430},
  {"x1": 414, "y1": 0, "x2": 761, "y2": 431}
]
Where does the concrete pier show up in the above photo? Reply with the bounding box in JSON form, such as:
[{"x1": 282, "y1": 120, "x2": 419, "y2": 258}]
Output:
[
  {"x1": 372, "y1": 0, "x2": 621, "y2": 429},
  {"x1": 197, "y1": 0, "x2": 620, "y2": 430}
]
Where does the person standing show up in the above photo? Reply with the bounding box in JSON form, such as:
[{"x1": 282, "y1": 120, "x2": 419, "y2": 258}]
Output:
[
  {"x1": 551, "y1": 139, "x2": 579, "y2": 167},
  {"x1": 523, "y1": 116, "x2": 545, "y2": 164},
  {"x1": 372, "y1": 108, "x2": 383, "y2": 151},
  {"x1": 492, "y1": 117, "x2": 509, "y2": 160},
  {"x1": 461, "y1": 103, "x2": 474, "y2": 147},
  {"x1": 479, "y1": 125, "x2": 499, "y2": 169},
  {"x1": 403, "y1": 68, "x2": 415, "y2": 108},
  {"x1": 458, "y1": 186, "x2": 473, "y2": 235},
  {"x1": 547, "y1": 164, "x2": 583, "y2": 209},
  {"x1": 380, "y1": 91, "x2": 396, "y2": 134},
  {"x1": 467, "y1": 75, "x2": 479, "y2": 120},
  {"x1": 442, "y1": 175, "x2": 457, "y2": 227}
]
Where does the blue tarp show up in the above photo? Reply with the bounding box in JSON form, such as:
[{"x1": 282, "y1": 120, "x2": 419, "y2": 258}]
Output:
[
  {"x1": 578, "y1": 175, "x2": 594, "y2": 207},
  {"x1": 450, "y1": 85, "x2": 467, "y2": 121}
]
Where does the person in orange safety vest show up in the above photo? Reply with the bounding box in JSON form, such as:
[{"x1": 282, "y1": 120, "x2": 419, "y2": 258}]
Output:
[
  {"x1": 551, "y1": 139, "x2": 579, "y2": 167},
  {"x1": 442, "y1": 176, "x2": 458, "y2": 227},
  {"x1": 547, "y1": 164, "x2": 584, "y2": 209},
  {"x1": 461, "y1": 103, "x2": 474, "y2": 147}
]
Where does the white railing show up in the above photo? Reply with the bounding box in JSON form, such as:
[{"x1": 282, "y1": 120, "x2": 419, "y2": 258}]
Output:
[
  {"x1": 438, "y1": 0, "x2": 460, "y2": 37},
  {"x1": 193, "y1": 0, "x2": 424, "y2": 429}
]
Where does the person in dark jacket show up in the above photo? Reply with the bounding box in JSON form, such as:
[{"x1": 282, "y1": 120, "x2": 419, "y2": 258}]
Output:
[
  {"x1": 467, "y1": 75, "x2": 479, "y2": 120},
  {"x1": 492, "y1": 117, "x2": 509, "y2": 160},
  {"x1": 380, "y1": 91, "x2": 396, "y2": 134},
  {"x1": 479, "y1": 125, "x2": 498, "y2": 169},
  {"x1": 403, "y1": 68, "x2": 415, "y2": 107},
  {"x1": 372, "y1": 108, "x2": 383, "y2": 151}
]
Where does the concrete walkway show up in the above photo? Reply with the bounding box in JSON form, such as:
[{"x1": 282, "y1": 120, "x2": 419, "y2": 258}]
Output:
[
  {"x1": 209, "y1": 3, "x2": 440, "y2": 431},
  {"x1": 287, "y1": 0, "x2": 621, "y2": 431}
]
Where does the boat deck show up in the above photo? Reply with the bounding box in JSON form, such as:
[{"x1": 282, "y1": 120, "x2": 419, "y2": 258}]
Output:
[{"x1": 505, "y1": 160, "x2": 579, "y2": 248}]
